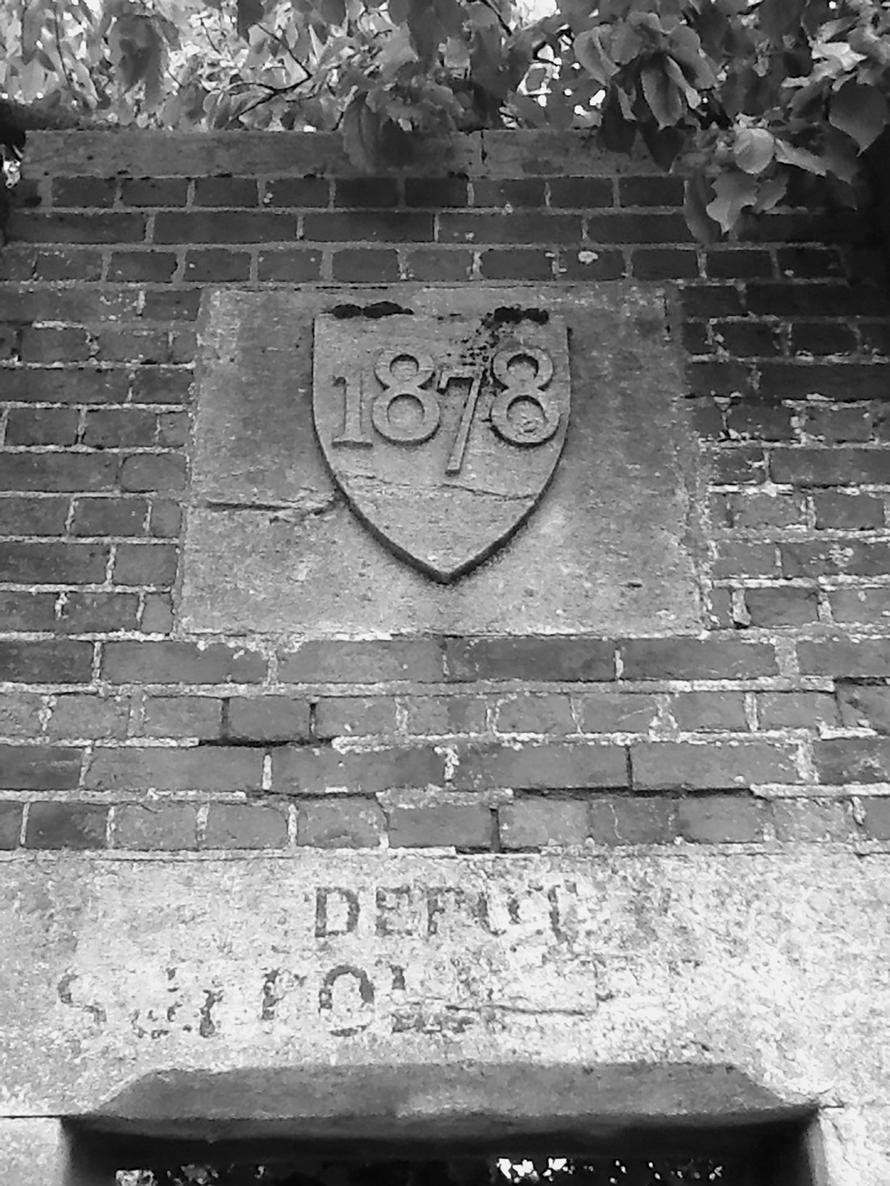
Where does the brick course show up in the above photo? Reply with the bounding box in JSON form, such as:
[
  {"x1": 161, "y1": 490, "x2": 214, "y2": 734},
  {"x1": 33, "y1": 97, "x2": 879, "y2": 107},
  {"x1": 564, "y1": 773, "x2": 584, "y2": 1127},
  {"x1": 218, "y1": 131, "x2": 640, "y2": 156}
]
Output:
[{"x1": 1, "y1": 128, "x2": 889, "y2": 851}]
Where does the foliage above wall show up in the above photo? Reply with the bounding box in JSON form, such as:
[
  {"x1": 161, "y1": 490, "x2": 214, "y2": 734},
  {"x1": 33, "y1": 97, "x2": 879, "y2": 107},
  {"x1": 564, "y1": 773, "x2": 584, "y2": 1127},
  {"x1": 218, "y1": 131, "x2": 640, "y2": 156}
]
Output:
[{"x1": 2, "y1": 0, "x2": 890, "y2": 236}]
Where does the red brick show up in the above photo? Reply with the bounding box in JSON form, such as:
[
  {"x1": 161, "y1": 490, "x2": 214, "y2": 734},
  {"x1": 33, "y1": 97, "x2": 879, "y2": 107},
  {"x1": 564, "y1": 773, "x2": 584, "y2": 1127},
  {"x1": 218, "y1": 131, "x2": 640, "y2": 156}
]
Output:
[
  {"x1": 305, "y1": 211, "x2": 432, "y2": 241},
  {"x1": 557, "y1": 249, "x2": 625, "y2": 280},
  {"x1": 806, "y1": 405, "x2": 871, "y2": 442},
  {"x1": 404, "y1": 250, "x2": 473, "y2": 281},
  {"x1": 71, "y1": 497, "x2": 148, "y2": 537},
  {"x1": 0, "y1": 804, "x2": 22, "y2": 849},
  {"x1": 153, "y1": 211, "x2": 298, "y2": 243},
  {"x1": 587, "y1": 211, "x2": 692, "y2": 243},
  {"x1": 296, "y1": 798, "x2": 385, "y2": 847},
  {"x1": 704, "y1": 250, "x2": 773, "y2": 279},
  {"x1": 0, "y1": 744, "x2": 83, "y2": 789},
  {"x1": 139, "y1": 593, "x2": 174, "y2": 632},
  {"x1": 0, "y1": 543, "x2": 107, "y2": 583},
  {"x1": 837, "y1": 684, "x2": 890, "y2": 732},
  {"x1": 227, "y1": 696, "x2": 311, "y2": 742},
  {"x1": 748, "y1": 281, "x2": 886, "y2": 316},
  {"x1": 776, "y1": 246, "x2": 845, "y2": 278},
  {"x1": 387, "y1": 804, "x2": 492, "y2": 848},
  {"x1": 47, "y1": 694, "x2": 130, "y2": 739},
  {"x1": 480, "y1": 250, "x2": 553, "y2": 280},
  {"x1": 0, "y1": 453, "x2": 118, "y2": 492},
  {"x1": 113, "y1": 803, "x2": 197, "y2": 850},
  {"x1": 120, "y1": 455, "x2": 187, "y2": 493},
  {"x1": 313, "y1": 696, "x2": 397, "y2": 739},
  {"x1": 108, "y1": 251, "x2": 178, "y2": 282},
  {"x1": 130, "y1": 367, "x2": 192, "y2": 404},
  {"x1": 676, "y1": 794, "x2": 765, "y2": 843},
  {"x1": 86, "y1": 746, "x2": 262, "y2": 791},
  {"x1": 0, "y1": 639, "x2": 93, "y2": 682},
  {"x1": 474, "y1": 179, "x2": 547, "y2": 207},
  {"x1": 499, "y1": 798, "x2": 589, "y2": 849},
  {"x1": 687, "y1": 360, "x2": 754, "y2": 397},
  {"x1": 194, "y1": 177, "x2": 259, "y2": 206},
  {"x1": 771, "y1": 798, "x2": 859, "y2": 841},
  {"x1": 331, "y1": 249, "x2": 399, "y2": 282},
  {"x1": 446, "y1": 637, "x2": 614, "y2": 681},
  {"x1": 726, "y1": 403, "x2": 793, "y2": 440},
  {"x1": 781, "y1": 540, "x2": 890, "y2": 578},
  {"x1": 706, "y1": 588, "x2": 734, "y2": 630},
  {"x1": 760, "y1": 362, "x2": 890, "y2": 401},
  {"x1": 143, "y1": 696, "x2": 222, "y2": 738},
  {"x1": 51, "y1": 177, "x2": 116, "y2": 207},
  {"x1": 203, "y1": 804, "x2": 288, "y2": 849},
  {"x1": 440, "y1": 212, "x2": 581, "y2": 244},
  {"x1": 149, "y1": 500, "x2": 181, "y2": 536},
  {"x1": 263, "y1": 178, "x2": 330, "y2": 207},
  {"x1": 20, "y1": 325, "x2": 93, "y2": 363},
  {"x1": 860, "y1": 797, "x2": 890, "y2": 840},
  {"x1": 404, "y1": 178, "x2": 467, "y2": 207},
  {"x1": 278, "y1": 639, "x2": 443, "y2": 683},
  {"x1": 813, "y1": 492, "x2": 883, "y2": 529},
  {"x1": 58, "y1": 592, "x2": 138, "y2": 633},
  {"x1": 631, "y1": 741, "x2": 798, "y2": 789},
  {"x1": 770, "y1": 447, "x2": 890, "y2": 486},
  {"x1": 670, "y1": 691, "x2": 747, "y2": 731},
  {"x1": 577, "y1": 692, "x2": 659, "y2": 733},
  {"x1": 790, "y1": 322, "x2": 858, "y2": 356},
  {"x1": 0, "y1": 495, "x2": 69, "y2": 536},
  {"x1": 725, "y1": 492, "x2": 804, "y2": 529},
  {"x1": 272, "y1": 745, "x2": 443, "y2": 793},
  {"x1": 0, "y1": 692, "x2": 44, "y2": 735},
  {"x1": 102, "y1": 641, "x2": 263, "y2": 684},
  {"x1": 113, "y1": 543, "x2": 178, "y2": 587},
  {"x1": 453, "y1": 742, "x2": 627, "y2": 790},
  {"x1": 405, "y1": 696, "x2": 486, "y2": 735},
  {"x1": 757, "y1": 692, "x2": 839, "y2": 730},
  {"x1": 83, "y1": 408, "x2": 157, "y2": 448},
  {"x1": 185, "y1": 249, "x2": 251, "y2": 282},
  {"x1": 1, "y1": 367, "x2": 129, "y2": 404},
  {"x1": 617, "y1": 176, "x2": 682, "y2": 207},
  {"x1": 813, "y1": 737, "x2": 890, "y2": 783},
  {"x1": 257, "y1": 250, "x2": 321, "y2": 281},
  {"x1": 587, "y1": 795, "x2": 675, "y2": 845},
  {"x1": 9, "y1": 211, "x2": 145, "y2": 243},
  {"x1": 798, "y1": 638, "x2": 890, "y2": 677},
  {"x1": 619, "y1": 639, "x2": 777, "y2": 680},
  {"x1": 5, "y1": 407, "x2": 79, "y2": 445},
  {"x1": 141, "y1": 290, "x2": 201, "y2": 322},
  {"x1": 682, "y1": 286, "x2": 744, "y2": 317},
  {"x1": 745, "y1": 587, "x2": 819, "y2": 627},
  {"x1": 32, "y1": 248, "x2": 103, "y2": 280},
  {"x1": 495, "y1": 694, "x2": 574, "y2": 735},
  {"x1": 631, "y1": 248, "x2": 698, "y2": 280},
  {"x1": 120, "y1": 178, "x2": 189, "y2": 206},
  {"x1": 714, "y1": 541, "x2": 779, "y2": 578},
  {"x1": 25, "y1": 802, "x2": 107, "y2": 849},
  {"x1": 334, "y1": 177, "x2": 399, "y2": 207}
]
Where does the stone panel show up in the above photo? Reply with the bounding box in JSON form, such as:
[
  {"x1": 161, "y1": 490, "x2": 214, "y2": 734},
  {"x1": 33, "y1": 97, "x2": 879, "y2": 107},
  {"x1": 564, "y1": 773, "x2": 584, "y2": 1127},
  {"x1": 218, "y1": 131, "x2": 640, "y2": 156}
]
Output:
[{"x1": 180, "y1": 284, "x2": 704, "y2": 636}]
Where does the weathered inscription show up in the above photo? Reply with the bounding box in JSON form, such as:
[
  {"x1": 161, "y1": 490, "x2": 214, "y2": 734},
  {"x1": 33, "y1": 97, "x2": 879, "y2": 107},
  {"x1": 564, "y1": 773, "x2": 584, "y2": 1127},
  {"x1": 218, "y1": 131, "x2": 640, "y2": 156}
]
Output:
[{"x1": 313, "y1": 313, "x2": 571, "y2": 582}]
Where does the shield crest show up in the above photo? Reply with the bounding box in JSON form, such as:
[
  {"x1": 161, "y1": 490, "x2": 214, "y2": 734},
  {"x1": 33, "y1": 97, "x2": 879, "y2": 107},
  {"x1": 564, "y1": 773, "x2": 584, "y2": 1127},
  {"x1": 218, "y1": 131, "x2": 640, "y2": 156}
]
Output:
[{"x1": 312, "y1": 311, "x2": 571, "y2": 582}]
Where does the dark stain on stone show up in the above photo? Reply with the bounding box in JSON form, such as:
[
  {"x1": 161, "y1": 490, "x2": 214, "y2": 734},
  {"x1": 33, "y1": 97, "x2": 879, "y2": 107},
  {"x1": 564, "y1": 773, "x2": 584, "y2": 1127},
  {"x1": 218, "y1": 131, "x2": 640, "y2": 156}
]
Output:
[
  {"x1": 199, "y1": 988, "x2": 223, "y2": 1037},
  {"x1": 482, "y1": 306, "x2": 550, "y2": 327},
  {"x1": 331, "y1": 301, "x2": 412, "y2": 319}
]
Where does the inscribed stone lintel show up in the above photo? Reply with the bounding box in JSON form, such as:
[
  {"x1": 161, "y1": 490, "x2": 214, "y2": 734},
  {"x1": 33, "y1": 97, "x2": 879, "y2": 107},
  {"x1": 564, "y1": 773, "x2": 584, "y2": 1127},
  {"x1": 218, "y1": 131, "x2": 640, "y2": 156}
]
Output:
[{"x1": 181, "y1": 284, "x2": 704, "y2": 637}]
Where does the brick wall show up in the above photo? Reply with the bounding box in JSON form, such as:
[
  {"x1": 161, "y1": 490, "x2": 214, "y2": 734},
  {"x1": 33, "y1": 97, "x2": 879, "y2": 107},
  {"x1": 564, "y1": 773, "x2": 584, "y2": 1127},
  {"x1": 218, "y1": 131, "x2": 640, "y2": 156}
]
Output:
[{"x1": 2, "y1": 128, "x2": 890, "y2": 856}]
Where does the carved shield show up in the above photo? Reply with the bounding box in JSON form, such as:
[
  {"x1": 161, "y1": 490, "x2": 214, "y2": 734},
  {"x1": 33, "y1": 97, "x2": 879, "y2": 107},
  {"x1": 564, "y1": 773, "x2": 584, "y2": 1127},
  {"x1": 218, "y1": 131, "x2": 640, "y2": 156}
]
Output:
[{"x1": 312, "y1": 311, "x2": 571, "y2": 582}]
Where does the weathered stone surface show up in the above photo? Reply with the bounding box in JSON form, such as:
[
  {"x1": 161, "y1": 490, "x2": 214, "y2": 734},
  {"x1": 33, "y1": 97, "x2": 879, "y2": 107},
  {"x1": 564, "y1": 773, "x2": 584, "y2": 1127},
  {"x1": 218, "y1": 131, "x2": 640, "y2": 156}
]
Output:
[
  {"x1": 1, "y1": 849, "x2": 889, "y2": 1131},
  {"x1": 312, "y1": 312, "x2": 570, "y2": 581},
  {"x1": 181, "y1": 284, "x2": 703, "y2": 636}
]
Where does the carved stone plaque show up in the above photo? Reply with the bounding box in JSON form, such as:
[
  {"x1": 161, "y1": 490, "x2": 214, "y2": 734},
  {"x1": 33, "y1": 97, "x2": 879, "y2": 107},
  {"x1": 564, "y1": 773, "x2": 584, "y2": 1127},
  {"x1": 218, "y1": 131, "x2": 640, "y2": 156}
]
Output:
[{"x1": 312, "y1": 311, "x2": 571, "y2": 582}]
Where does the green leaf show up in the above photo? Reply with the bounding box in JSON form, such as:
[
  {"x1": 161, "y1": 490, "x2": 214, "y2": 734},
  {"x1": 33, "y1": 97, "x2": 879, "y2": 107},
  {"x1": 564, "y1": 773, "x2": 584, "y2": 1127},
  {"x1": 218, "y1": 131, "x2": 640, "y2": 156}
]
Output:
[
  {"x1": 641, "y1": 58, "x2": 684, "y2": 128},
  {"x1": 236, "y1": 0, "x2": 263, "y2": 40},
  {"x1": 573, "y1": 27, "x2": 616, "y2": 86},
  {"x1": 733, "y1": 127, "x2": 774, "y2": 174},
  {"x1": 683, "y1": 172, "x2": 721, "y2": 243},
  {"x1": 758, "y1": 0, "x2": 805, "y2": 44},
  {"x1": 829, "y1": 80, "x2": 889, "y2": 152},
  {"x1": 599, "y1": 85, "x2": 636, "y2": 152},
  {"x1": 773, "y1": 139, "x2": 826, "y2": 175},
  {"x1": 389, "y1": 0, "x2": 410, "y2": 22},
  {"x1": 341, "y1": 94, "x2": 380, "y2": 170},
  {"x1": 705, "y1": 168, "x2": 758, "y2": 232}
]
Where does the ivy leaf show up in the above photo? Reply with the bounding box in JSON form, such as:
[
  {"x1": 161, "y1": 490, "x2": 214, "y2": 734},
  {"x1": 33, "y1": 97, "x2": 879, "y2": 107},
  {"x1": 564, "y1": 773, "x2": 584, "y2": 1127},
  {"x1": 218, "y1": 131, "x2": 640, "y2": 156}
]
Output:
[
  {"x1": 21, "y1": 3, "x2": 44, "y2": 64},
  {"x1": 599, "y1": 85, "x2": 636, "y2": 152},
  {"x1": 683, "y1": 172, "x2": 721, "y2": 243},
  {"x1": 236, "y1": 0, "x2": 263, "y2": 40},
  {"x1": 733, "y1": 127, "x2": 774, "y2": 174},
  {"x1": 758, "y1": 0, "x2": 805, "y2": 44},
  {"x1": 774, "y1": 139, "x2": 826, "y2": 175},
  {"x1": 574, "y1": 27, "x2": 616, "y2": 86},
  {"x1": 829, "y1": 80, "x2": 889, "y2": 152},
  {"x1": 641, "y1": 122, "x2": 685, "y2": 169},
  {"x1": 342, "y1": 94, "x2": 380, "y2": 170},
  {"x1": 753, "y1": 172, "x2": 787, "y2": 213},
  {"x1": 706, "y1": 168, "x2": 758, "y2": 232},
  {"x1": 641, "y1": 58, "x2": 684, "y2": 127}
]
